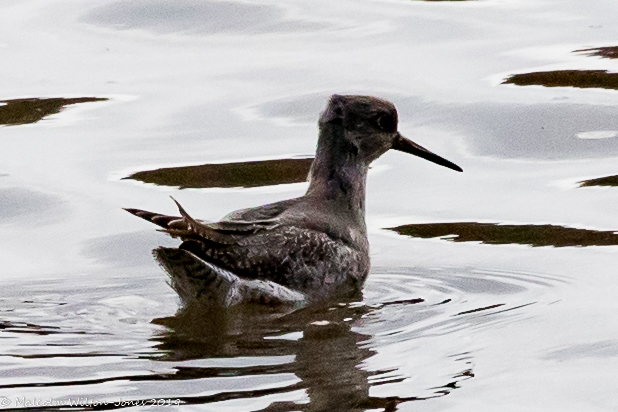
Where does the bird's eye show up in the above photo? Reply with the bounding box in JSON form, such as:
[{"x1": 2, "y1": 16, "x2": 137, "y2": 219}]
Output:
[{"x1": 374, "y1": 114, "x2": 396, "y2": 133}]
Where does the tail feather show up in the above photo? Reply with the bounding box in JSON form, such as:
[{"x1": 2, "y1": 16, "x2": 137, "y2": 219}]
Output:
[
  {"x1": 124, "y1": 201, "x2": 244, "y2": 244},
  {"x1": 124, "y1": 208, "x2": 183, "y2": 230}
]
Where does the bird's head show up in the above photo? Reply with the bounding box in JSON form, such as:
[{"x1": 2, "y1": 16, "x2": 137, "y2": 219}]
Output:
[{"x1": 318, "y1": 94, "x2": 462, "y2": 172}]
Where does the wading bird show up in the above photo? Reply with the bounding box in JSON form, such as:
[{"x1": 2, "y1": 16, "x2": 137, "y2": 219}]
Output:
[{"x1": 126, "y1": 95, "x2": 462, "y2": 309}]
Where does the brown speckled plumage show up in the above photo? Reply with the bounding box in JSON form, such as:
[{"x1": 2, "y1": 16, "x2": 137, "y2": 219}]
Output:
[{"x1": 126, "y1": 95, "x2": 462, "y2": 308}]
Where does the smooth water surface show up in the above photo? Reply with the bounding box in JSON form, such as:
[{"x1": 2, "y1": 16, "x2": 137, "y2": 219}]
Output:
[{"x1": 1, "y1": 0, "x2": 618, "y2": 410}]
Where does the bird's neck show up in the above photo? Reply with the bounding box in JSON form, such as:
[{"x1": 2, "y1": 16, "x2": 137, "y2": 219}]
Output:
[{"x1": 305, "y1": 125, "x2": 368, "y2": 223}]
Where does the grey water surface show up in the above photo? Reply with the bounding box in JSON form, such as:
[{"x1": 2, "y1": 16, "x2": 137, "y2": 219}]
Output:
[{"x1": 1, "y1": 0, "x2": 618, "y2": 411}]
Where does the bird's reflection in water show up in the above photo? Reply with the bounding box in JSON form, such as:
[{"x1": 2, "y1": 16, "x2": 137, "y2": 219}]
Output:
[{"x1": 151, "y1": 292, "x2": 425, "y2": 412}]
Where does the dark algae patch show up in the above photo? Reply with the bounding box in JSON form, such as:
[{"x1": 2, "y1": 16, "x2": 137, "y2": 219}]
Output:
[
  {"x1": 503, "y1": 70, "x2": 618, "y2": 90},
  {"x1": 0, "y1": 97, "x2": 107, "y2": 126},
  {"x1": 125, "y1": 158, "x2": 314, "y2": 189},
  {"x1": 388, "y1": 222, "x2": 618, "y2": 247},
  {"x1": 503, "y1": 49, "x2": 618, "y2": 90},
  {"x1": 579, "y1": 174, "x2": 618, "y2": 187},
  {"x1": 575, "y1": 46, "x2": 618, "y2": 59}
]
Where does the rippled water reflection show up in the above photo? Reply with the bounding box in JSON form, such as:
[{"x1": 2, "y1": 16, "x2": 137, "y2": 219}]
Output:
[
  {"x1": 0, "y1": 98, "x2": 107, "y2": 126},
  {"x1": 579, "y1": 174, "x2": 618, "y2": 187},
  {"x1": 576, "y1": 46, "x2": 618, "y2": 59},
  {"x1": 388, "y1": 222, "x2": 618, "y2": 247},
  {"x1": 0, "y1": 266, "x2": 560, "y2": 410},
  {"x1": 504, "y1": 70, "x2": 618, "y2": 90},
  {"x1": 125, "y1": 158, "x2": 313, "y2": 189}
]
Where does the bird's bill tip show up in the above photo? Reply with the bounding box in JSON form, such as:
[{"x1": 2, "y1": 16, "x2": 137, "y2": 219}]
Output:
[{"x1": 392, "y1": 134, "x2": 462, "y2": 172}]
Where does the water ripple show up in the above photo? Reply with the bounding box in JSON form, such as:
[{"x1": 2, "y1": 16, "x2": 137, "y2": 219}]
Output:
[{"x1": 0, "y1": 266, "x2": 563, "y2": 410}]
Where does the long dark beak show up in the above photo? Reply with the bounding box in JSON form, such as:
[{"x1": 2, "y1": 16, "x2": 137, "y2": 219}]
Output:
[{"x1": 392, "y1": 133, "x2": 462, "y2": 172}]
